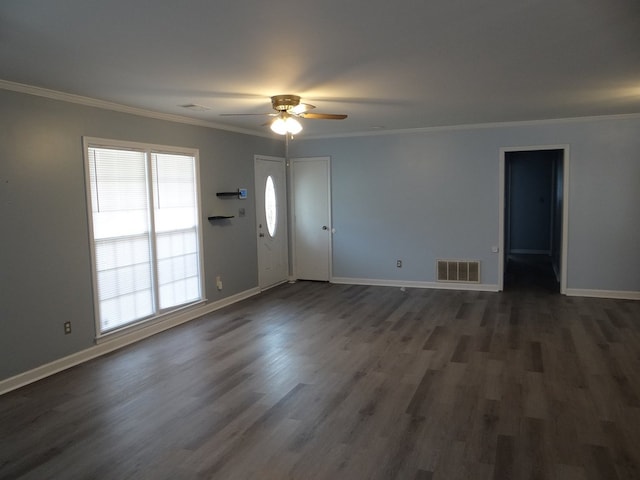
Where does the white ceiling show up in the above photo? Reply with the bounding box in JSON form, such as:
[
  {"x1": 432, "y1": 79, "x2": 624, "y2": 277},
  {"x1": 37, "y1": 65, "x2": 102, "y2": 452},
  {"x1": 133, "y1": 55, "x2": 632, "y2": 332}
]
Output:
[{"x1": 1, "y1": 0, "x2": 639, "y2": 138}]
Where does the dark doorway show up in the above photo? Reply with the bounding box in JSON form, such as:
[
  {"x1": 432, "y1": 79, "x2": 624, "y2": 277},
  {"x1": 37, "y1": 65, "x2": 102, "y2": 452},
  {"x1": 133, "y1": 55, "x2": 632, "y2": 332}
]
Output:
[{"x1": 504, "y1": 150, "x2": 563, "y2": 293}]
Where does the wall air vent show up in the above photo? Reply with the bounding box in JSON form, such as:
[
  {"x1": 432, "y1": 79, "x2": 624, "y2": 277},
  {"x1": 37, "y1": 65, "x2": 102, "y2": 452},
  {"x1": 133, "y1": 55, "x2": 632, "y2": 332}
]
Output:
[{"x1": 437, "y1": 260, "x2": 480, "y2": 283}]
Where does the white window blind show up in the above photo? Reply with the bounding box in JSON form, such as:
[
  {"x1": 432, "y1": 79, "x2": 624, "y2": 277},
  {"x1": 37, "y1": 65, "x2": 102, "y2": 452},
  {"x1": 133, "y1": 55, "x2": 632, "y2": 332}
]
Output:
[
  {"x1": 85, "y1": 140, "x2": 203, "y2": 334},
  {"x1": 151, "y1": 152, "x2": 201, "y2": 310}
]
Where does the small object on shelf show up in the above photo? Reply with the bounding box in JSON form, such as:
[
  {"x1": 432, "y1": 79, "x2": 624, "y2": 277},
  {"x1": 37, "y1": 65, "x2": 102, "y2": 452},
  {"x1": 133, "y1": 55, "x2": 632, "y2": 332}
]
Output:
[{"x1": 208, "y1": 215, "x2": 235, "y2": 220}]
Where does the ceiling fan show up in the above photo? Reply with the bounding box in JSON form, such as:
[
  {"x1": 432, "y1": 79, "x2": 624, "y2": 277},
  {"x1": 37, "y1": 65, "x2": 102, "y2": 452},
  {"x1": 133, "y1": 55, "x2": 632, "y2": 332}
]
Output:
[{"x1": 221, "y1": 94, "x2": 347, "y2": 135}]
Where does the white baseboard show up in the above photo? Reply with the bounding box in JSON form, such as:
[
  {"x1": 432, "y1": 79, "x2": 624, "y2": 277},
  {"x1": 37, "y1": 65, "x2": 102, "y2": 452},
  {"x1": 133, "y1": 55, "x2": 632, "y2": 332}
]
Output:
[
  {"x1": 331, "y1": 277, "x2": 499, "y2": 292},
  {"x1": 565, "y1": 288, "x2": 640, "y2": 300},
  {"x1": 0, "y1": 287, "x2": 261, "y2": 396},
  {"x1": 332, "y1": 279, "x2": 639, "y2": 299}
]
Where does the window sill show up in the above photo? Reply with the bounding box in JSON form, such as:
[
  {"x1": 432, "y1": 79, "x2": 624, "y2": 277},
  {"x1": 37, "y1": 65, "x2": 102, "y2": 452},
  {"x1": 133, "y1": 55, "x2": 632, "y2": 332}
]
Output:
[{"x1": 95, "y1": 299, "x2": 207, "y2": 345}]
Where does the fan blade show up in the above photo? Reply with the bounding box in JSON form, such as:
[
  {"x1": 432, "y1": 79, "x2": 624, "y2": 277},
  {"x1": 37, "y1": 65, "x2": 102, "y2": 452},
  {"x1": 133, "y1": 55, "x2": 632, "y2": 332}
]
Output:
[
  {"x1": 288, "y1": 103, "x2": 316, "y2": 115},
  {"x1": 299, "y1": 112, "x2": 348, "y2": 120},
  {"x1": 219, "y1": 113, "x2": 276, "y2": 116}
]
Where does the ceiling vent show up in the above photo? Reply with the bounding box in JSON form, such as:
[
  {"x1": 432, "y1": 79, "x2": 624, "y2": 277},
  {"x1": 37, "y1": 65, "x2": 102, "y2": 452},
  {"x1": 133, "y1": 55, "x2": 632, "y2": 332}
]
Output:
[
  {"x1": 437, "y1": 260, "x2": 480, "y2": 283},
  {"x1": 179, "y1": 103, "x2": 210, "y2": 111}
]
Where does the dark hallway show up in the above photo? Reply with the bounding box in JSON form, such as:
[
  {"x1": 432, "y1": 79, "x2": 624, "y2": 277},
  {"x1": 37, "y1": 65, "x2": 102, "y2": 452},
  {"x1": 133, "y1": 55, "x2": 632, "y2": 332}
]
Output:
[
  {"x1": 504, "y1": 253, "x2": 560, "y2": 293},
  {"x1": 503, "y1": 149, "x2": 564, "y2": 294}
]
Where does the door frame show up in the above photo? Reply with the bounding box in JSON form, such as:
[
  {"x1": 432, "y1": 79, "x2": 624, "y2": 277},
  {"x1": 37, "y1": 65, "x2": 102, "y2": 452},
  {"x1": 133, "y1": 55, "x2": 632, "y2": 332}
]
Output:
[
  {"x1": 498, "y1": 145, "x2": 570, "y2": 294},
  {"x1": 255, "y1": 154, "x2": 289, "y2": 290},
  {"x1": 289, "y1": 156, "x2": 333, "y2": 282}
]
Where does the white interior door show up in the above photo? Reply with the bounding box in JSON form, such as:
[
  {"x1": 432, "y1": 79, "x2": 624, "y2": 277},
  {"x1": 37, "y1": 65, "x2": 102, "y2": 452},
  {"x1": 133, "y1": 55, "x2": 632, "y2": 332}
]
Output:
[
  {"x1": 292, "y1": 157, "x2": 331, "y2": 281},
  {"x1": 255, "y1": 155, "x2": 288, "y2": 290}
]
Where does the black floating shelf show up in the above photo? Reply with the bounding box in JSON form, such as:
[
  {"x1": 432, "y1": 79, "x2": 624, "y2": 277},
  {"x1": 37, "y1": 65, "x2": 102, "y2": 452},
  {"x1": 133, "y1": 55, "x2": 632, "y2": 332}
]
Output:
[
  {"x1": 208, "y1": 215, "x2": 235, "y2": 220},
  {"x1": 216, "y1": 190, "x2": 240, "y2": 198}
]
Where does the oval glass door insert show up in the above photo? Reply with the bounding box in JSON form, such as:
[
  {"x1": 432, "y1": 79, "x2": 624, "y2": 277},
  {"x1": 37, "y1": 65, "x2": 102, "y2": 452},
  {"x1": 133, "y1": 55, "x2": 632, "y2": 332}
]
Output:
[{"x1": 265, "y1": 175, "x2": 277, "y2": 237}]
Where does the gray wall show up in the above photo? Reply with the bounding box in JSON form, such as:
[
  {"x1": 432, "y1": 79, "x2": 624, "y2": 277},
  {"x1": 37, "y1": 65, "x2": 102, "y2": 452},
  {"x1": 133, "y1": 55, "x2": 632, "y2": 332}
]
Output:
[
  {"x1": 290, "y1": 117, "x2": 640, "y2": 292},
  {"x1": 0, "y1": 89, "x2": 283, "y2": 381}
]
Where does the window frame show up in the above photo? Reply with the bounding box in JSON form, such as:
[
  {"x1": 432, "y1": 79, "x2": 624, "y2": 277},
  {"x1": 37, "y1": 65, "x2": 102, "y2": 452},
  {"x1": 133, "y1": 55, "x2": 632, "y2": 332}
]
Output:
[{"x1": 83, "y1": 137, "x2": 206, "y2": 340}]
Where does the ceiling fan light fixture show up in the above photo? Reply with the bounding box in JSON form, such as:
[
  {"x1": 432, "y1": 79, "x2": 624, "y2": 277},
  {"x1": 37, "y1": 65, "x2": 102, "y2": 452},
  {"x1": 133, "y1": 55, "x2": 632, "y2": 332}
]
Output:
[
  {"x1": 270, "y1": 115, "x2": 302, "y2": 135},
  {"x1": 285, "y1": 116, "x2": 302, "y2": 134},
  {"x1": 271, "y1": 94, "x2": 301, "y2": 111},
  {"x1": 225, "y1": 94, "x2": 345, "y2": 134},
  {"x1": 270, "y1": 117, "x2": 288, "y2": 135}
]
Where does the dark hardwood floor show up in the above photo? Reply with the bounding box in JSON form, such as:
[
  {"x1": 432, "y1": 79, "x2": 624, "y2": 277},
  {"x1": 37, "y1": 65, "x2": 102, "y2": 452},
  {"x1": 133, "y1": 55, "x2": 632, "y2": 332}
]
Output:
[
  {"x1": 1, "y1": 282, "x2": 640, "y2": 479},
  {"x1": 504, "y1": 254, "x2": 560, "y2": 294}
]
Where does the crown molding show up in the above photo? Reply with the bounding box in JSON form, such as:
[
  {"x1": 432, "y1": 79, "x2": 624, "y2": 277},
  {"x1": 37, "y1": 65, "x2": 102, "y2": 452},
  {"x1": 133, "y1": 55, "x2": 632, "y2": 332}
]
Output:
[
  {"x1": 3, "y1": 79, "x2": 639, "y2": 141},
  {"x1": 303, "y1": 112, "x2": 640, "y2": 140},
  {"x1": 0, "y1": 79, "x2": 274, "y2": 139}
]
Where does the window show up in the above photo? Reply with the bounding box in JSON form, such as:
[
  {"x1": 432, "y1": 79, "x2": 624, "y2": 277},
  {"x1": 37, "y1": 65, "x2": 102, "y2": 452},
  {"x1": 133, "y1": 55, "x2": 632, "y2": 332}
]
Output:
[
  {"x1": 84, "y1": 138, "x2": 204, "y2": 335},
  {"x1": 265, "y1": 175, "x2": 277, "y2": 237}
]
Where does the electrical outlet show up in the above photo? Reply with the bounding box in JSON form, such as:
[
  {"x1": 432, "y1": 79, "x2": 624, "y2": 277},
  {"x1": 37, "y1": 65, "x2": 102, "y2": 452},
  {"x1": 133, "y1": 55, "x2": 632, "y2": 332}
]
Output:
[
  {"x1": 397, "y1": 260, "x2": 402, "y2": 268},
  {"x1": 64, "y1": 321, "x2": 72, "y2": 334},
  {"x1": 216, "y1": 275, "x2": 223, "y2": 291}
]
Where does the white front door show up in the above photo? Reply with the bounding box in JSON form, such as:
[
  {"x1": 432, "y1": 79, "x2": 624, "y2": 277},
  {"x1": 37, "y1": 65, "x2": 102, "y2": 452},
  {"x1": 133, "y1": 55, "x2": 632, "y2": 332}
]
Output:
[
  {"x1": 255, "y1": 155, "x2": 288, "y2": 290},
  {"x1": 291, "y1": 157, "x2": 331, "y2": 281}
]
